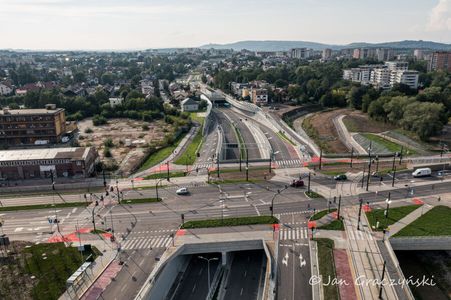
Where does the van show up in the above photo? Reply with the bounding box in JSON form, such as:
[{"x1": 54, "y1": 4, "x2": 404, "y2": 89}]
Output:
[{"x1": 412, "y1": 168, "x2": 432, "y2": 178}]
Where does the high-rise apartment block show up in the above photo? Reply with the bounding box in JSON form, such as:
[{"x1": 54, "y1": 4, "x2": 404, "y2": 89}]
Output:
[{"x1": 428, "y1": 51, "x2": 451, "y2": 72}]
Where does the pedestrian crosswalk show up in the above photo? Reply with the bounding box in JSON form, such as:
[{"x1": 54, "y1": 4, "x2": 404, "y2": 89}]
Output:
[
  {"x1": 276, "y1": 210, "x2": 311, "y2": 217},
  {"x1": 276, "y1": 159, "x2": 302, "y2": 168},
  {"x1": 347, "y1": 229, "x2": 374, "y2": 241},
  {"x1": 279, "y1": 227, "x2": 309, "y2": 241},
  {"x1": 193, "y1": 162, "x2": 213, "y2": 170},
  {"x1": 121, "y1": 235, "x2": 173, "y2": 250}
]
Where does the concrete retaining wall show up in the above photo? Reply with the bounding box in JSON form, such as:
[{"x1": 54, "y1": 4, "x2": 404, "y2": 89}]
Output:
[
  {"x1": 180, "y1": 240, "x2": 264, "y2": 255},
  {"x1": 390, "y1": 237, "x2": 451, "y2": 250}
]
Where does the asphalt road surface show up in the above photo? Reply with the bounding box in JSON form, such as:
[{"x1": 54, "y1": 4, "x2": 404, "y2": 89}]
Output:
[
  {"x1": 214, "y1": 109, "x2": 240, "y2": 161},
  {"x1": 223, "y1": 250, "x2": 266, "y2": 300},
  {"x1": 277, "y1": 213, "x2": 312, "y2": 300},
  {"x1": 173, "y1": 254, "x2": 220, "y2": 300}
]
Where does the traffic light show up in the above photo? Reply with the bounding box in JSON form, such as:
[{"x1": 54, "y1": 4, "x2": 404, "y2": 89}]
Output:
[{"x1": 197, "y1": 152, "x2": 200, "y2": 157}]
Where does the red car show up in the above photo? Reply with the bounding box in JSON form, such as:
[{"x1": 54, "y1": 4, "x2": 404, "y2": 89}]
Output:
[{"x1": 290, "y1": 179, "x2": 304, "y2": 187}]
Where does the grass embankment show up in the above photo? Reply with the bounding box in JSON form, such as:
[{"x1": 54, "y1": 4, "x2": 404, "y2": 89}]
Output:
[
  {"x1": 318, "y1": 220, "x2": 344, "y2": 231},
  {"x1": 305, "y1": 191, "x2": 324, "y2": 199},
  {"x1": 139, "y1": 132, "x2": 186, "y2": 171},
  {"x1": 145, "y1": 171, "x2": 186, "y2": 179},
  {"x1": 0, "y1": 202, "x2": 88, "y2": 212},
  {"x1": 366, "y1": 204, "x2": 421, "y2": 231},
  {"x1": 174, "y1": 124, "x2": 204, "y2": 166},
  {"x1": 123, "y1": 198, "x2": 161, "y2": 204},
  {"x1": 277, "y1": 131, "x2": 296, "y2": 146},
  {"x1": 0, "y1": 242, "x2": 100, "y2": 300},
  {"x1": 315, "y1": 239, "x2": 340, "y2": 300},
  {"x1": 235, "y1": 127, "x2": 247, "y2": 159},
  {"x1": 209, "y1": 166, "x2": 271, "y2": 185},
  {"x1": 394, "y1": 206, "x2": 451, "y2": 237},
  {"x1": 361, "y1": 133, "x2": 416, "y2": 155},
  {"x1": 181, "y1": 215, "x2": 278, "y2": 229},
  {"x1": 311, "y1": 209, "x2": 337, "y2": 221},
  {"x1": 302, "y1": 116, "x2": 331, "y2": 153}
]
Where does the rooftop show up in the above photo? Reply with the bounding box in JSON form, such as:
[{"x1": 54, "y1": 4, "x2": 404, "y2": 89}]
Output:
[
  {"x1": 0, "y1": 147, "x2": 91, "y2": 162},
  {"x1": 0, "y1": 108, "x2": 64, "y2": 116}
]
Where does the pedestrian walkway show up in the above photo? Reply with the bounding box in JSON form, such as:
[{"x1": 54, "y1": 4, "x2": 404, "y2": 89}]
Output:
[
  {"x1": 80, "y1": 260, "x2": 122, "y2": 300},
  {"x1": 334, "y1": 249, "x2": 358, "y2": 300},
  {"x1": 120, "y1": 235, "x2": 172, "y2": 250},
  {"x1": 275, "y1": 159, "x2": 302, "y2": 169},
  {"x1": 387, "y1": 203, "x2": 433, "y2": 236},
  {"x1": 279, "y1": 227, "x2": 309, "y2": 241}
]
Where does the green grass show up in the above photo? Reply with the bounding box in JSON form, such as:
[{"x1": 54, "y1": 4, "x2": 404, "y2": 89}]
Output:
[
  {"x1": 342, "y1": 117, "x2": 359, "y2": 132},
  {"x1": 90, "y1": 229, "x2": 107, "y2": 234},
  {"x1": 318, "y1": 219, "x2": 344, "y2": 231},
  {"x1": 235, "y1": 127, "x2": 247, "y2": 159},
  {"x1": 305, "y1": 191, "x2": 324, "y2": 199},
  {"x1": 0, "y1": 201, "x2": 88, "y2": 212},
  {"x1": 138, "y1": 132, "x2": 186, "y2": 171},
  {"x1": 302, "y1": 117, "x2": 331, "y2": 153},
  {"x1": 277, "y1": 131, "x2": 296, "y2": 146},
  {"x1": 144, "y1": 171, "x2": 186, "y2": 179},
  {"x1": 320, "y1": 170, "x2": 344, "y2": 176},
  {"x1": 174, "y1": 126, "x2": 204, "y2": 165},
  {"x1": 311, "y1": 209, "x2": 337, "y2": 221},
  {"x1": 366, "y1": 204, "x2": 421, "y2": 231},
  {"x1": 394, "y1": 206, "x2": 451, "y2": 237},
  {"x1": 361, "y1": 133, "x2": 416, "y2": 155},
  {"x1": 122, "y1": 198, "x2": 161, "y2": 204},
  {"x1": 181, "y1": 215, "x2": 278, "y2": 229},
  {"x1": 315, "y1": 238, "x2": 339, "y2": 300},
  {"x1": 24, "y1": 243, "x2": 100, "y2": 300},
  {"x1": 189, "y1": 112, "x2": 205, "y2": 124}
]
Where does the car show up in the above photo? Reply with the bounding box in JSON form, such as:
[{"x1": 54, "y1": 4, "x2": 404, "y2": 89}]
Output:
[
  {"x1": 290, "y1": 179, "x2": 304, "y2": 187},
  {"x1": 176, "y1": 187, "x2": 189, "y2": 195},
  {"x1": 412, "y1": 168, "x2": 431, "y2": 178},
  {"x1": 334, "y1": 174, "x2": 347, "y2": 181}
]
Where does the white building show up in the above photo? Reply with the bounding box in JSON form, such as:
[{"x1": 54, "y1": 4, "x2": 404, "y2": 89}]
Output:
[
  {"x1": 109, "y1": 97, "x2": 123, "y2": 108},
  {"x1": 385, "y1": 61, "x2": 408, "y2": 71},
  {"x1": 181, "y1": 98, "x2": 199, "y2": 112},
  {"x1": 322, "y1": 48, "x2": 332, "y2": 60},
  {"x1": 290, "y1": 48, "x2": 312, "y2": 60},
  {"x1": 342, "y1": 67, "x2": 372, "y2": 85},
  {"x1": 0, "y1": 82, "x2": 13, "y2": 96},
  {"x1": 371, "y1": 68, "x2": 391, "y2": 89},
  {"x1": 390, "y1": 70, "x2": 419, "y2": 90}
]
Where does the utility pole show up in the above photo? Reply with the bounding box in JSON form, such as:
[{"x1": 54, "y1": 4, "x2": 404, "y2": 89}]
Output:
[
  {"x1": 166, "y1": 161, "x2": 170, "y2": 181},
  {"x1": 307, "y1": 172, "x2": 311, "y2": 193},
  {"x1": 181, "y1": 213, "x2": 185, "y2": 226},
  {"x1": 392, "y1": 166, "x2": 396, "y2": 187},
  {"x1": 375, "y1": 155, "x2": 379, "y2": 174},
  {"x1": 319, "y1": 148, "x2": 322, "y2": 170},
  {"x1": 268, "y1": 150, "x2": 272, "y2": 173},
  {"x1": 337, "y1": 195, "x2": 342, "y2": 219},
  {"x1": 350, "y1": 147, "x2": 354, "y2": 168},
  {"x1": 378, "y1": 261, "x2": 387, "y2": 299},
  {"x1": 102, "y1": 170, "x2": 106, "y2": 188},
  {"x1": 399, "y1": 146, "x2": 403, "y2": 165},
  {"x1": 366, "y1": 163, "x2": 371, "y2": 191},
  {"x1": 357, "y1": 199, "x2": 363, "y2": 230}
]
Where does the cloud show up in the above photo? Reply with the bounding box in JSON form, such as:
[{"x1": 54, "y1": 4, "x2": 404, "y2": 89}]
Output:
[{"x1": 427, "y1": 0, "x2": 451, "y2": 31}]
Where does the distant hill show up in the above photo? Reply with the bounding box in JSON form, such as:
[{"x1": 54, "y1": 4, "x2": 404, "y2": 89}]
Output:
[{"x1": 199, "y1": 40, "x2": 451, "y2": 51}]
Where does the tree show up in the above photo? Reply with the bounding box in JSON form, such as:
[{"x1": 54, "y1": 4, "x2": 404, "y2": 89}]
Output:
[
  {"x1": 383, "y1": 96, "x2": 412, "y2": 124},
  {"x1": 400, "y1": 102, "x2": 447, "y2": 140}
]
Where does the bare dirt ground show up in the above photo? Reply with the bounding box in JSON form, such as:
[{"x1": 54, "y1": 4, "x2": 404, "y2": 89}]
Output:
[
  {"x1": 307, "y1": 109, "x2": 349, "y2": 153},
  {"x1": 305, "y1": 109, "x2": 398, "y2": 154},
  {"x1": 78, "y1": 118, "x2": 174, "y2": 175},
  {"x1": 342, "y1": 112, "x2": 396, "y2": 133}
]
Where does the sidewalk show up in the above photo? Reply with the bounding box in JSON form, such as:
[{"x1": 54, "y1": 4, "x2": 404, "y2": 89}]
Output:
[
  {"x1": 61, "y1": 246, "x2": 119, "y2": 300},
  {"x1": 388, "y1": 204, "x2": 433, "y2": 236}
]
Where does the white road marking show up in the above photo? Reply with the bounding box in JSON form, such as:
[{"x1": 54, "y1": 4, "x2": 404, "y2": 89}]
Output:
[
  {"x1": 282, "y1": 252, "x2": 289, "y2": 267},
  {"x1": 14, "y1": 227, "x2": 24, "y2": 232}
]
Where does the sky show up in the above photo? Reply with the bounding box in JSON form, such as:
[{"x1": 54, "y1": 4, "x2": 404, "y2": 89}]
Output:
[{"x1": 0, "y1": 0, "x2": 450, "y2": 50}]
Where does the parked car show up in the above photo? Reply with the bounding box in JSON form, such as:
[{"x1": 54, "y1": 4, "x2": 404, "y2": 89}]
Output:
[
  {"x1": 290, "y1": 179, "x2": 304, "y2": 187},
  {"x1": 412, "y1": 168, "x2": 431, "y2": 178},
  {"x1": 334, "y1": 174, "x2": 347, "y2": 181},
  {"x1": 176, "y1": 187, "x2": 189, "y2": 195}
]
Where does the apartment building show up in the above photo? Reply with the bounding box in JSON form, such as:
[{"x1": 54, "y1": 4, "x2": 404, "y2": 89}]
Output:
[
  {"x1": 322, "y1": 48, "x2": 332, "y2": 60},
  {"x1": 343, "y1": 62, "x2": 419, "y2": 89},
  {"x1": 428, "y1": 51, "x2": 451, "y2": 72},
  {"x1": 251, "y1": 88, "x2": 269, "y2": 105},
  {"x1": 290, "y1": 48, "x2": 312, "y2": 60},
  {"x1": 0, "y1": 104, "x2": 68, "y2": 146}
]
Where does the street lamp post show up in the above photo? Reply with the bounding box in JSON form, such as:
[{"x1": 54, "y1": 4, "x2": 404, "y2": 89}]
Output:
[
  {"x1": 198, "y1": 256, "x2": 219, "y2": 292},
  {"x1": 357, "y1": 198, "x2": 363, "y2": 230},
  {"x1": 246, "y1": 167, "x2": 249, "y2": 182},
  {"x1": 392, "y1": 166, "x2": 396, "y2": 187},
  {"x1": 378, "y1": 261, "x2": 387, "y2": 299},
  {"x1": 350, "y1": 147, "x2": 354, "y2": 168},
  {"x1": 385, "y1": 192, "x2": 392, "y2": 219}
]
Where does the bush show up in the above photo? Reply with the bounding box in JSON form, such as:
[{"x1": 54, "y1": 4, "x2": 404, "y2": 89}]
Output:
[
  {"x1": 142, "y1": 124, "x2": 149, "y2": 130},
  {"x1": 84, "y1": 128, "x2": 93, "y2": 134},
  {"x1": 103, "y1": 147, "x2": 112, "y2": 157},
  {"x1": 92, "y1": 115, "x2": 107, "y2": 126},
  {"x1": 103, "y1": 138, "x2": 114, "y2": 148}
]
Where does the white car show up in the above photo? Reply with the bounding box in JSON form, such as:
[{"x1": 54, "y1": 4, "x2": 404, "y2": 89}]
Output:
[{"x1": 176, "y1": 187, "x2": 189, "y2": 195}]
